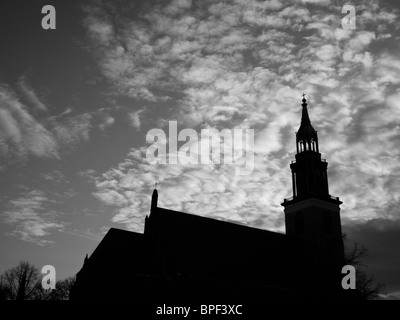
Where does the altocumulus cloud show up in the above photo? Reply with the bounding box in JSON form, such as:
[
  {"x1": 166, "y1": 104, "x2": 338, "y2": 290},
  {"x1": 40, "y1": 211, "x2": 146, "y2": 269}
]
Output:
[
  {"x1": 0, "y1": 83, "x2": 59, "y2": 161},
  {"x1": 2, "y1": 190, "x2": 65, "y2": 246},
  {"x1": 82, "y1": 0, "x2": 400, "y2": 238},
  {"x1": 92, "y1": 147, "x2": 288, "y2": 233},
  {"x1": 0, "y1": 81, "x2": 92, "y2": 164}
]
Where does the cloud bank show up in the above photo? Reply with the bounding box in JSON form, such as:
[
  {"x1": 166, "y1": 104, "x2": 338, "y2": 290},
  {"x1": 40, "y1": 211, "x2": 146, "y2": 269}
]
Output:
[{"x1": 81, "y1": 0, "x2": 400, "y2": 235}]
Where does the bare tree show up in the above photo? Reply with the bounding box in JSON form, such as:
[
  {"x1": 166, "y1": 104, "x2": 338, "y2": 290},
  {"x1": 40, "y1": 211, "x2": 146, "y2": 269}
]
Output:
[
  {"x1": 1, "y1": 261, "x2": 41, "y2": 300},
  {"x1": 343, "y1": 234, "x2": 385, "y2": 300},
  {"x1": 0, "y1": 275, "x2": 12, "y2": 300}
]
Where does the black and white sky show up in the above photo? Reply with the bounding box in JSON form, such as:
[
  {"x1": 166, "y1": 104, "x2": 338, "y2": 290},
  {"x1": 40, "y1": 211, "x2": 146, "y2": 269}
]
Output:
[{"x1": 0, "y1": 0, "x2": 399, "y2": 298}]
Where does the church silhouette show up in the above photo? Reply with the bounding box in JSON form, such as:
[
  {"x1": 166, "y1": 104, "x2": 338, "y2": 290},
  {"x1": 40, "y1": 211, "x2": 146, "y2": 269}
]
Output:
[{"x1": 70, "y1": 97, "x2": 357, "y2": 300}]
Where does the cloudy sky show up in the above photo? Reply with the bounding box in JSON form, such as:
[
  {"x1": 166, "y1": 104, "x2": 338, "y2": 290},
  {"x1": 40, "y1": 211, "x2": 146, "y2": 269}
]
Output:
[{"x1": 0, "y1": 0, "x2": 399, "y2": 298}]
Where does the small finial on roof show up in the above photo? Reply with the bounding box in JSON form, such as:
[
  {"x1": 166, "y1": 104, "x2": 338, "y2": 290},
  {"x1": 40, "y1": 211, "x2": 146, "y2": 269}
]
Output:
[{"x1": 302, "y1": 93, "x2": 307, "y2": 104}]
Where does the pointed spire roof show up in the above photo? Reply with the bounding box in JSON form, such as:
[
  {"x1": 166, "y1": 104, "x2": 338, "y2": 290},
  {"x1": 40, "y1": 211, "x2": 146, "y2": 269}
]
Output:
[
  {"x1": 152, "y1": 182, "x2": 158, "y2": 196},
  {"x1": 296, "y1": 94, "x2": 318, "y2": 143},
  {"x1": 151, "y1": 185, "x2": 158, "y2": 213},
  {"x1": 301, "y1": 95, "x2": 311, "y2": 125}
]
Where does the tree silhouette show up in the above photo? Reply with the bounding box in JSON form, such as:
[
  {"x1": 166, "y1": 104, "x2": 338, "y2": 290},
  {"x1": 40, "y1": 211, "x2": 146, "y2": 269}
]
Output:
[
  {"x1": 0, "y1": 275, "x2": 12, "y2": 300},
  {"x1": 0, "y1": 261, "x2": 76, "y2": 300},
  {"x1": 38, "y1": 276, "x2": 76, "y2": 300},
  {"x1": 343, "y1": 234, "x2": 385, "y2": 300},
  {"x1": 0, "y1": 261, "x2": 41, "y2": 300}
]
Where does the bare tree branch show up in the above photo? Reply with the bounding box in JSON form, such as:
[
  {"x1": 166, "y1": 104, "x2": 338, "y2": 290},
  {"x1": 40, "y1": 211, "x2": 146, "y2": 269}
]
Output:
[
  {"x1": 342, "y1": 233, "x2": 385, "y2": 299},
  {"x1": 0, "y1": 261, "x2": 41, "y2": 300}
]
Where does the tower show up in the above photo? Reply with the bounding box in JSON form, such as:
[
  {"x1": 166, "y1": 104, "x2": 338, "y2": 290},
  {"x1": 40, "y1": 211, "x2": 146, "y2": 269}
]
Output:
[{"x1": 282, "y1": 95, "x2": 344, "y2": 281}]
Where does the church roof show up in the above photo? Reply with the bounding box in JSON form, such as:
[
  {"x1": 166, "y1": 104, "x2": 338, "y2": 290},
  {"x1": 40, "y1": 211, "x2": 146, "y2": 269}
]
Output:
[{"x1": 70, "y1": 207, "x2": 311, "y2": 299}]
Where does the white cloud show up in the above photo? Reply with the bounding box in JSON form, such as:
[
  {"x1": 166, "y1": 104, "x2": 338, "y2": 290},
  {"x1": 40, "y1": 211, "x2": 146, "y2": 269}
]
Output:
[
  {"x1": 300, "y1": 0, "x2": 330, "y2": 5},
  {"x1": 98, "y1": 115, "x2": 115, "y2": 130},
  {"x1": 0, "y1": 84, "x2": 59, "y2": 160},
  {"x1": 2, "y1": 190, "x2": 65, "y2": 246},
  {"x1": 82, "y1": 0, "x2": 400, "y2": 233},
  {"x1": 18, "y1": 75, "x2": 47, "y2": 112},
  {"x1": 49, "y1": 113, "x2": 92, "y2": 150},
  {"x1": 129, "y1": 110, "x2": 143, "y2": 131},
  {"x1": 0, "y1": 82, "x2": 95, "y2": 164},
  {"x1": 41, "y1": 170, "x2": 68, "y2": 184}
]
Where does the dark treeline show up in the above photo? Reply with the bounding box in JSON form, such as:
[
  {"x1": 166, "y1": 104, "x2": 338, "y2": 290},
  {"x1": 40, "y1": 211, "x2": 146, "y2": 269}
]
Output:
[{"x1": 0, "y1": 261, "x2": 74, "y2": 300}]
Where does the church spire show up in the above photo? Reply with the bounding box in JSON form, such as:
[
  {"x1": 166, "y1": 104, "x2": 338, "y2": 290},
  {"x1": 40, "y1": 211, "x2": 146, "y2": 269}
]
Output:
[
  {"x1": 296, "y1": 94, "x2": 319, "y2": 153},
  {"x1": 301, "y1": 94, "x2": 311, "y2": 125},
  {"x1": 282, "y1": 95, "x2": 342, "y2": 203},
  {"x1": 151, "y1": 185, "x2": 158, "y2": 214},
  {"x1": 282, "y1": 95, "x2": 344, "y2": 277}
]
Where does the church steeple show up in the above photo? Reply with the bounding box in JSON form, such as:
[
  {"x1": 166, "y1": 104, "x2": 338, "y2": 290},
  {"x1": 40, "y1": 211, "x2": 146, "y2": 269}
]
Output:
[
  {"x1": 282, "y1": 95, "x2": 345, "y2": 279},
  {"x1": 282, "y1": 95, "x2": 338, "y2": 202},
  {"x1": 301, "y1": 94, "x2": 311, "y2": 123}
]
